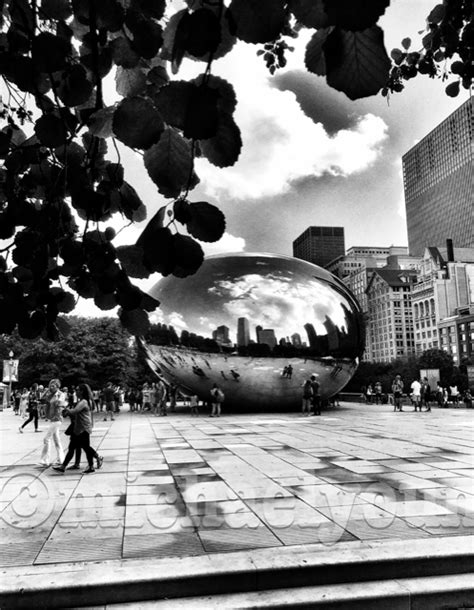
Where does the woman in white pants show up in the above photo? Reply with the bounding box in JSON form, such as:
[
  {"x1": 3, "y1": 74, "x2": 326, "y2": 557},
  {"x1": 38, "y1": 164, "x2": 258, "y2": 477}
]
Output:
[{"x1": 38, "y1": 379, "x2": 66, "y2": 467}]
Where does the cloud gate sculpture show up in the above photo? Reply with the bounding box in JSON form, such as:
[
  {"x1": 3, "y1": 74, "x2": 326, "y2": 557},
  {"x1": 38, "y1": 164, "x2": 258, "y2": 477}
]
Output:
[{"x1": 141, "y1": 253, "x2": 364, "y2": 410}]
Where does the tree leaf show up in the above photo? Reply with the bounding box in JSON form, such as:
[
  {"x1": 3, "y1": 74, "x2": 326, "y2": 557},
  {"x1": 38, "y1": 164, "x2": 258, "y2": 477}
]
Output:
[
  {"x1": 185, "y1": 201, "x2": 226, "y2": 243},
  {"x1": 130, "y1": 0, "x2": 166, "y2": 20},
  {"x1": 305, "y1": 28, "x2": 332, "y2": 76},
  {"x1": 32, "y1": 32, "x2": 71, "y2": 72},
  {"x1": 153, "y1": 81, "x2": 193, "y2": 129},
  {"x1": 289, "y1": 0, "x2": 329, "y2": 28},
  {"x1": 109, "y1": 36, "x2": 141, "y2": 68},
  {"x1": 40, "y1": 0, "x2": 73, "y2": 21},
  {"x1": 126, "y1": 9, "x2": 163, "y2": 59},
  {"x1": 34, "y1": 113, "x2": 69, "y2": 147},
  {"x1": 88, "y1": 106, "x2": 116, "y2": 138},
  {"x1": 401, "y1": 37, "x2": 411, "y2": 50},
  {"x1": 57, "y1": 64, "x2": 93, "y2": 107},
  {"x1": 173, "y1": 199, "x2": 191, "y2": 224},
  {"x1": 199, "y1": 113, "x2": 242, "y2": 168},
  {"x1": 116, "y1": 244, "x2": 150, "y2": 279},
  {"x1": 94, "y1": 291, "x2": 117, "y2": 310},
  {"x1": 191, "y1": 75, "x2": 237, "y2": 115},
  {"x1": 113, "y1": 97, "x2": 164, "y2": 149},
  {"x1": 427, "y1": 4, "x2": 445, "y2": 25},
  {"x1": 183, "y1": 84, "x2": 219, "y2": 140},
  {"x1": 143, "y1": 127, "x2": 193, "y2": 198},
  {"x1": 322, "y1": 0, "x2": 390, "y2": 32},
  {"x1": 116, "y1": 181, "x2": 147, "y2": 222},
  {"x1": 324, "y1": 26, "x2": 391, "y2": 100},
  {"x1": 115, "y1": 66, "x2": 147, "y2": 97},
  {"x1": 227, "y1": 0, "x2": 286, "y2": 44},
  {"x1": 139, "y1": 226, "x2": 175, "y2": 276},
  {"x1": 445, "y1": 81, "x2": 460, "y2": 97},
  {"x1": 172, "y1": 234, "x2": 204, "y2": 278},
  {"x1": 140, "y1": 292, "x2": 160, "y2": 312},
  {"x1": 119, "y1": 307, "x2": 150, "y2": 336},
  {"x1": 184, "y1": 8, "x2": 221, "y2": 57}
]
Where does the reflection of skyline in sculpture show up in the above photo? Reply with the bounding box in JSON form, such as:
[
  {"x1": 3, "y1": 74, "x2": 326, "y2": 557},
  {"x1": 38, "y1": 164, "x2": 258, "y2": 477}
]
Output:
[
  {"x1": 143, "y1": 253, "x2": 364, "y2": 409},
  {"x1": 148, "y1": 254, "x2": 364, "y2": 360}
]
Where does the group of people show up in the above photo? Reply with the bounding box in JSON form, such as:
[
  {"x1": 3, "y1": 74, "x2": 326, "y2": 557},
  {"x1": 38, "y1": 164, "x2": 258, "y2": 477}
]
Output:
[
  {"x1": 382, "y1": 376, "x2": 472, "y2": 412},
  {"x1": 15, "y1": 379, "x2": 104, "y2": 474},
  {"x1": 301, "y1": 375, "x2": 322, "y2": 416}
]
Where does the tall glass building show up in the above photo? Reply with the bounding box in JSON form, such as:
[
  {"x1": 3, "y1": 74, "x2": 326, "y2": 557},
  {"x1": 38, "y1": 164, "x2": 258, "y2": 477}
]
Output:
[
  {"x1": 292, "y1": 226, "x2": 345, "y2": 268},
  {"x1": 402, "y1": 98, "x2": 473, "y2": 257}
]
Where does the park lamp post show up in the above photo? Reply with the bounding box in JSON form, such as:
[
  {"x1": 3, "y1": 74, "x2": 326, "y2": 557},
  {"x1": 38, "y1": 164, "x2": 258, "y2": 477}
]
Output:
[{"x1": 7, "y1": 350, "x2": 14, "y2": 407}]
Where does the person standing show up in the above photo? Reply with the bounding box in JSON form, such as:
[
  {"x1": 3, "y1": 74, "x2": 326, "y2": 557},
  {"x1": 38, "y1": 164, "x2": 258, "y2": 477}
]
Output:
[
  {"x1": 366, "y1": 384, "x2": 374, "y2": 404},
  {"x1": 421, "y1": 378, "x2": 431, "y2": 412},
  {"x1": 157, "y1": 380, "x2": 168, "y2": 416},
  {"x1": 374, "y1": 381, "x2": 383, "y2": 405},
  {"x1": 301, "y1": 379, "x2": 312, "y2": 416},
  {"x1": 38, "y1": 379, "x2": 66, "y2": 467},
  {"x1": 449, "y1": 384, "x2": 459, "y2": 407},
  {"x1": 391, "y1": 374, "x2": 404, "y2": 412},
  {"x1": 310, "y1": 375, "x2": 321, "y2": 416},
  {"x1": 103, "y1": 382, "x2": 115, "y2": 421},
  {"x1": 19, "y1": 383, "x2": 41, "y2": 433},
  {"x1": 53, "y1": 384, "x2": 103, "y2": 474},
  {"x1": 411, "y1": 378, "x2": 422, "y2": 412},
  {"x1": 190, "y1": 394, "x2": 199, "y2": 416},
  {"x1": 19, "y1": 388, "x2": 30, "y2": 418},
  {"x1": 210, "y1": 383, "x2": 224, "y2": 417}
]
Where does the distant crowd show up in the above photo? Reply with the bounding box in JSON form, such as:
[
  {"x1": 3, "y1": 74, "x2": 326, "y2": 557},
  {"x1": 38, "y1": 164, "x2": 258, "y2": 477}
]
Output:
[{"x1": 361, "y1": 377, "x2": 472, "y2": 411}]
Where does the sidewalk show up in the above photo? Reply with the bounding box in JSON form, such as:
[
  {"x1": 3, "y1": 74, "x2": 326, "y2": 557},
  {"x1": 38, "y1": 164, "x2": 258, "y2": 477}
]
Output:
[{"x1": 1, "y1": 402, "x2": 473, "y2": 604}]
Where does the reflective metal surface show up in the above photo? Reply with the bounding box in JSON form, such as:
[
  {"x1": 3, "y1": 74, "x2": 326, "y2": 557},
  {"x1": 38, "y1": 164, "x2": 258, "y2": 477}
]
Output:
[{"x1": 142, "y1": 253, "x2": 364, "y2": 410}]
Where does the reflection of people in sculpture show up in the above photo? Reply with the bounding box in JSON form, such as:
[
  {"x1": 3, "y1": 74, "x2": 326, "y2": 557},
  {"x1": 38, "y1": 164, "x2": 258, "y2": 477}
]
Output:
[
  {"x1": 192, "y1": 366, "x2": 207, "y2": 378},
  {"x1": 281, "y1": 364, "x2": 293, "y2": 378},
  {"x1": 220, "y1": 370, "x2": 227, "y2": 380},
  {"x1": 210, "y1": 384, "x2": 224, "y2": 417},
  {"x1": 230, "y1": 369, "x2": 240, "y2": 381}
]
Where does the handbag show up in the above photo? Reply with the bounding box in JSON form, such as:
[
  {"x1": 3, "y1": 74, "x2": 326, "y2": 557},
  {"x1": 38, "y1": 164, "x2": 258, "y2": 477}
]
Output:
[{"x1": 64, "y1": 423, "x2": 73, "y2": 436}]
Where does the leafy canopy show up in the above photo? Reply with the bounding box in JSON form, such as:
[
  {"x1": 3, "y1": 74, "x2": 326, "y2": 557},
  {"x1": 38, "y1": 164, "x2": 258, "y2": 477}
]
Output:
[{"x1": 0, "y1": 0, "x2": 472, "y2": 339}]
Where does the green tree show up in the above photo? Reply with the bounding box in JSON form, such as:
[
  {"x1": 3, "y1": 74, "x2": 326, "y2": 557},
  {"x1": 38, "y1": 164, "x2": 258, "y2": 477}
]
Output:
[
  {"x1": 418, "y1": 348, "x2": 454, "y2": 384},
  {"x1": 0, "y1": 316, "x2": 149, "y2": 387},
  {"x1": 0, "y1": 0, "x2": 472, "y2": 339}
]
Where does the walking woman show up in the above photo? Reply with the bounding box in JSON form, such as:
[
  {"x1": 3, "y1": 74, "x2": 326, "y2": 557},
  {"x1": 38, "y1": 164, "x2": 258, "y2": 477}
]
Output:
[
  {"x1": 53, "y1": 383, "x2": 103, "y2": 474},
  {"x1": 38, "y1": 379, "x2": 66, "y2": 467},
  {"x1": 19, "y1": 383, "x2": 41, "y2": 433}
]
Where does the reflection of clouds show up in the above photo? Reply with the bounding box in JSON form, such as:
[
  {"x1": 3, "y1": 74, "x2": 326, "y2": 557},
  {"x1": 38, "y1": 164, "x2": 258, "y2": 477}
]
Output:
[
  {"x1": 151, "y1": 309, "x2": 187, "y2": 331},
  {"x1": 210, "y1": 273, "x2": 347, "y2": 335}
]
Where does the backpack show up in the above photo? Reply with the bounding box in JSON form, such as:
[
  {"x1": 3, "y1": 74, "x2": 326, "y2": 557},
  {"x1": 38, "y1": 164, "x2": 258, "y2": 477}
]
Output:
[{"x1": 212, "y1": 388, "x2": 224, "y2": 402}]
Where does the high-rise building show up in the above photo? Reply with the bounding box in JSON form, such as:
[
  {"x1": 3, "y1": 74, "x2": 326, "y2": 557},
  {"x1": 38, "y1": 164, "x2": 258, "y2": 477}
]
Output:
[
  {"x1": 366, "y1": 268, "x2": 418, "y2": 362},
  {"x1": 257, "y1": 328, "x2": 277, "y2": 349},
  {"x1": 412, "y1": 244, "x2": 474, "y2": 361},
  {"x1": 237, "y1": 317, "x2": 250, "y2": 346},
  {"x1": 402, "y1": 98, "x2": 473, "y2": 256},
  {"x1": 293, "y1": 226, "x2": 345, "y2": 268}
]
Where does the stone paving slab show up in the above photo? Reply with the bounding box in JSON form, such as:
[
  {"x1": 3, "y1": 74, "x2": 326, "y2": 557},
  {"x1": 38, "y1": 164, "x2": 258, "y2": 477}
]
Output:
[{"x1": 1, "y1": 403, "x2": 473, "y2": 570}]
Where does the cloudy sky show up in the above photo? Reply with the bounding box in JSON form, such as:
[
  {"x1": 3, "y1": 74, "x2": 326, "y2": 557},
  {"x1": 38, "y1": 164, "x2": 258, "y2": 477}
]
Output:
[
  {"x1": 113, "y1": 0, "x2": 466, "y2": 260},
  {"x1": 84, "y1": 0, "x2": 468, "y2": 316},
  {"x1": 4, "y1": 0, "x2": 467, "y2": 318}
]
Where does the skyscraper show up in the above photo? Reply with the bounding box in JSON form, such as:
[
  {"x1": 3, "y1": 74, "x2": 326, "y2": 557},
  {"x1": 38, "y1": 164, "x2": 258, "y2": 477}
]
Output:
[
  {"x1": 237, "y1": 317, "x2": 250, "y2": 346},
  {"x1": 292, "y1": 226, "x2": 345, "y2": 268},
  {"x1": 402, "y1": 98, "x2": 473, "y2": 257}
]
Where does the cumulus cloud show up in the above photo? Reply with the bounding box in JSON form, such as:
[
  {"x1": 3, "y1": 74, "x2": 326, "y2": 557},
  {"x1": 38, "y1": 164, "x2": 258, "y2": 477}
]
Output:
[{"x1": 189, "y1": 43, "x2": 388, "y2": 200}]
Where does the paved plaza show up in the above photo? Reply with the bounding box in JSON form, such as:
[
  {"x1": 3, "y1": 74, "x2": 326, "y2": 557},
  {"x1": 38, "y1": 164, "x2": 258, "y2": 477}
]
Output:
[{"x1": 0, "y1": 402, "x2": 473, "y2": 606}]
